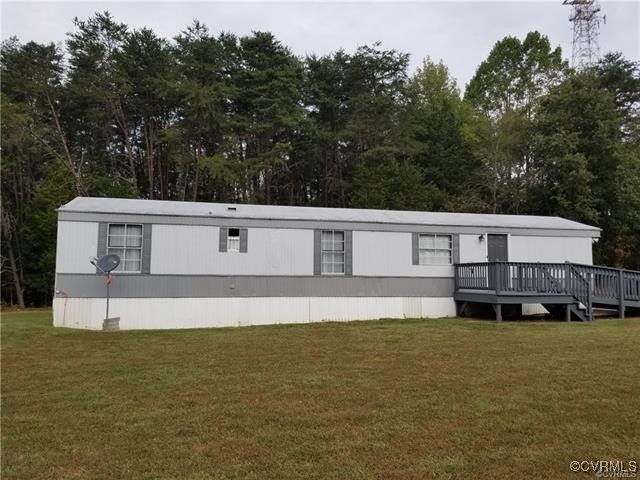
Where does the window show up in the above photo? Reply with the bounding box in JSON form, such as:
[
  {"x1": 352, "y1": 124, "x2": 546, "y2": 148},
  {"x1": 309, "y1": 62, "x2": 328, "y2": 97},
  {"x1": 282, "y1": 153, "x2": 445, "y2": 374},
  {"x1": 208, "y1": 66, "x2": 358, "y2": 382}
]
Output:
[
  {"x1": 419, "y1": 234, "x2": 452, "y2": 265},
  {"x1": 107, "y1": 224, "x2": 143, "y2": 272},
  {"x1": 321, "y1": 230, "x2": 345, "y2": 274},
  {"x1": 227, "y1": 228, "x2": 240, "y2": 252},
  {"x1": 220, "y1": 227, "x2": 247, "y2": 253}
]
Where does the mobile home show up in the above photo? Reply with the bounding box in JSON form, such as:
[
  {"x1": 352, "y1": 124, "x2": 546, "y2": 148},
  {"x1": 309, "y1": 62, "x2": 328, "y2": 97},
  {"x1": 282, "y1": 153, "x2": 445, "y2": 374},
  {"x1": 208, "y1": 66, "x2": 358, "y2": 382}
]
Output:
[{"x1": 53, "y1": 197, "x2": 601, "y2": 329}]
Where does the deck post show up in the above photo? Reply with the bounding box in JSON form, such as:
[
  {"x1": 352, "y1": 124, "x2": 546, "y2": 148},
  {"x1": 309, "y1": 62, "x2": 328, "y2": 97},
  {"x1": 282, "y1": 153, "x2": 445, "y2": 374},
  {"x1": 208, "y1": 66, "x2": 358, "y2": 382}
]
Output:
[
  {"x1": 587, "y1": 276, "x2": 593, "y2": 321},
  {"x1": 494, "y1": 304, "x2": 502, "y2": 322},
  {"x1": 565, "y1": 303, "x2": 571, "y2": 322},
  {"x1": 495, "y1": 263, "x2": 502, "y2": 295},
  {"x1": 618, "y1": 269, "x2": 625, "y2": 319}
]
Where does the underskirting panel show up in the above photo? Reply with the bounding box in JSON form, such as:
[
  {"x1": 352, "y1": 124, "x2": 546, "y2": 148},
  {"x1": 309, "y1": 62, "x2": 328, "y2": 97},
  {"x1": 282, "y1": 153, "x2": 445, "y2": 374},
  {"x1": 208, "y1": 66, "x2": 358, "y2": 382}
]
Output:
[{"x1": 52, "y1": 296, "x2": 457, "y2": 330}]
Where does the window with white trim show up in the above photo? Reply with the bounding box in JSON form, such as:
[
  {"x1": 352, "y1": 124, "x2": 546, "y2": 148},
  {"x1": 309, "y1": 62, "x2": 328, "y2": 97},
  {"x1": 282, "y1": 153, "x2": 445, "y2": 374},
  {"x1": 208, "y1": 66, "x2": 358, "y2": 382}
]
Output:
[
  {"x1": 107, "y1": 224, "x2": 143, "y2": 272},
  {"x1": 321, "y1": 230, "x2": 345, "y2": 274},
  {"x1": 227, "y1": 228, "x2": 240, "y2": 252},
  {"x1": 419, "y1": 234, "x2": 452, "y2": 265}
]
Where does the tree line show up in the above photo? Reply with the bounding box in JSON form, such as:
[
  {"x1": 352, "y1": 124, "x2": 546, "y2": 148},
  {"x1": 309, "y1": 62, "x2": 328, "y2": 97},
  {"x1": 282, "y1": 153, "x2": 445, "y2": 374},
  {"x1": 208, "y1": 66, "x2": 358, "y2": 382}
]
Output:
[{"x1": 1, "y1": 12, "x2": 639, "y2": 306}]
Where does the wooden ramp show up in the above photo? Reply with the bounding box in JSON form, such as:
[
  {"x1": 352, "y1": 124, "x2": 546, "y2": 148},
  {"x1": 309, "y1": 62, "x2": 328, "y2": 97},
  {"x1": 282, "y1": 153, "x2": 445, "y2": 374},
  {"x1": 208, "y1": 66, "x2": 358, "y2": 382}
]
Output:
[{"x1": 454, "y1": 262, "x2": 640, "y2": 321}]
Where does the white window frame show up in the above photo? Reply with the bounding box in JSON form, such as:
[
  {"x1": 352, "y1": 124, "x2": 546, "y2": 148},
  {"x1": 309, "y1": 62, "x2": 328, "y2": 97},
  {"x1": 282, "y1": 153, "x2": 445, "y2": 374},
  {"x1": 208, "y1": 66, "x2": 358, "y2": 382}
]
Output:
[
  {"x1": 321, "y1": 230, "x2": 345, "y2": 275},
  {"x1": 107, "y1": 223, "x2": 143, "y2": 273},
  {"x1": 227, "y1": 228, "x2": 240, "y2": 253},
  {"x1": 418, "y1": 234, "x2": 453, "y2": 266}
]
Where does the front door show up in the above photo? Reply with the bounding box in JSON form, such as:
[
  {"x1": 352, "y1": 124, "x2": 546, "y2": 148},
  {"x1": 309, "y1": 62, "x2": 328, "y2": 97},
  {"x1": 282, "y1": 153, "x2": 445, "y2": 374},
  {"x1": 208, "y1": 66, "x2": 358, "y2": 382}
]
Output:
[
  {"x1": 487, "y1": 234, "x2": 508, "y2": 262},
  {"x1": 487, "y1": 234, "x2": 508, "y2": 290}
]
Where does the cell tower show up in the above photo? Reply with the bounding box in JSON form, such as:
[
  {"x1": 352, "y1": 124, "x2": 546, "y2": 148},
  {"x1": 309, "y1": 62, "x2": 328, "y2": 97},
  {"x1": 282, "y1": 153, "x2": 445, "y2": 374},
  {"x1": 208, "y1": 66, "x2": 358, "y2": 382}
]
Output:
[{"x1": 563, "y1": 0, "x2": 605, "y2": 69}]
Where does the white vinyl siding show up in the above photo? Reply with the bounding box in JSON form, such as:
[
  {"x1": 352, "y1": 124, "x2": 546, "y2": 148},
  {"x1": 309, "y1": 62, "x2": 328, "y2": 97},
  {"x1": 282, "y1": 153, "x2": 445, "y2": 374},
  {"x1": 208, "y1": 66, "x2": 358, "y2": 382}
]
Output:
[
  {"x1": 107, "y1": 224, "x2": 143, "y2": 272},
  {"x1": 509, "y1": 235, "x2": 593, "y2": 264},
  {"x1": 321, "y1": 230, "x2": 345, "y2": 274},
  {"x1": 419, "y1": 234, "x2": 452, "y2": 265},
  {"x1": 55, "y1": 221, "x2": 100, "y2": 274},
  {"x1": 151, "y1": 225, "x2": 313, "y2": 275}
]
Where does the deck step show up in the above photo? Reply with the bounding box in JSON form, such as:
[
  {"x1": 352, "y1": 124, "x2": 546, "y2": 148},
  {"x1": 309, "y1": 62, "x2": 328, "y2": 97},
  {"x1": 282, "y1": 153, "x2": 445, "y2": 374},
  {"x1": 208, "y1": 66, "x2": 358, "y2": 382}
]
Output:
[
  {"x1": 570, "y1": 305, "x2": 587, "y2": 322},
  {"x1": 542, "y1": 304, "x2": 587, "y2": 322}
]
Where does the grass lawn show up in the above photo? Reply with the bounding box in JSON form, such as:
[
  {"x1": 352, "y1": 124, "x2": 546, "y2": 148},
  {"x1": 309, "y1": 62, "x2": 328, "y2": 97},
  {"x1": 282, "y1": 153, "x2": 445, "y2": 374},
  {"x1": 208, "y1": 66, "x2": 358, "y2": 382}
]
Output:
[{"x1": 2, "y1": 311, "x2": 639, "y2": 480}]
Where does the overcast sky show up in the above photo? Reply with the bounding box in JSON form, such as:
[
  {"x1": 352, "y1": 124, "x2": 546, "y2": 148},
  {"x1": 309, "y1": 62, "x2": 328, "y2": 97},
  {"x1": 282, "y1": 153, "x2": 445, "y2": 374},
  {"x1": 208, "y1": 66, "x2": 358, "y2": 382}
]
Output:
[{"x1": 2, "y1": 1, "x2": 638, "y2": 90}]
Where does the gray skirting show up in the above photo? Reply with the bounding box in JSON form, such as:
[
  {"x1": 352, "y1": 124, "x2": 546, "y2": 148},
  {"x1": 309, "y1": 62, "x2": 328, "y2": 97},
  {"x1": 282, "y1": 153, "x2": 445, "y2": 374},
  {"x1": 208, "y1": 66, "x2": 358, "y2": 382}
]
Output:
[{"x1": 55, "y1": 274, "x2": 454, "y2": 298}]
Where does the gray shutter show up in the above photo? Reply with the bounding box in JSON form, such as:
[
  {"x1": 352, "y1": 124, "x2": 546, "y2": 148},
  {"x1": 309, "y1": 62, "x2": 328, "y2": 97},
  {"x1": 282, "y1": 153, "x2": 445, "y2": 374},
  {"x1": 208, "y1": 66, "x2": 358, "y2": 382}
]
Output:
[
  {"x1": 96, "y1": 223, "x2": 108, "y2": 273},
  {"x1": 219, "y1": 227, "x2": 228, "y2": 252},
  {"x1": 313, "y1": 230, "x2": 321, "y2": 275},
  {"x1": 239, "y1": 228, "x2": 248, "y2": 253},
  {"x1": 345, "y1": 230, "x2": 353, "y2": 276},
  {"x1": 142, "y1": 224, "x2": 152, "y2": 274},
  {"x1": 412, "y1": 232, "x2": 419, "y2": 265},
  {"x1": 452, "y1": 234, "x2": 460, "y2": 265}
]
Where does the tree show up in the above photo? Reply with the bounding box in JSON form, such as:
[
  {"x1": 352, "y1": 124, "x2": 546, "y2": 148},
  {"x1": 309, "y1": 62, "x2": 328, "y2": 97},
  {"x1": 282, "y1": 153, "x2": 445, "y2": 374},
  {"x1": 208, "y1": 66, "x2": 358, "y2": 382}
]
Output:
[
  {"x1": 1, "y1": 39, "x2": 73, "y2": 306},
  {"x1": 531, "y1": 71, "x2": 632, "y2": 264},
  {"x1": 611, "y1": 148, "x2": 640, "y2": 268},
  {"x1": 303, "y1": 44, "x2": 410, "y2": 206},
  {"x1": 398, "y1": 59, "x2": 481, "y2": 210},
  {"x1": 2, "y1": 14, "x2": 639, "y2": 305},
  {"x1": 117, "y1": 27, "x2": 177, "y2": 199},
  {"x1": 2, "y1": 39, "x2": 86, "y2": 196},
  {"x1": 596, "y1": 52, "x2": 640, "y2": 121},
  {"x1": 465, "y1": 31, "x2": 567, "y2": 118},
  {"x1": 594, "y1": 53, "x2": 640, "y2": 267},
  {"x1": 464, "y1": 32, "x2": 568, "y2": 215},
  {"x1": 0, "y1": 98, "x2": 39, "y2": 307},
  {"x1": 65, "y1": 12, "x2": 134, "y2": 194},
  {"x1": 462, "y1": 108, "x2": 530, "y2": 214},
  {"x1": 173, "y1": 23, "x2": 237, "y2": 202},
  {"x1": 21, "y1": 160, "x2": 77, "y2": 305},
  {"x1": 229, "y1": 32, "x2": 306, "y2": 204},
  {"x1": 350, "y1": 148, "x2": 441, "y2": 210}
]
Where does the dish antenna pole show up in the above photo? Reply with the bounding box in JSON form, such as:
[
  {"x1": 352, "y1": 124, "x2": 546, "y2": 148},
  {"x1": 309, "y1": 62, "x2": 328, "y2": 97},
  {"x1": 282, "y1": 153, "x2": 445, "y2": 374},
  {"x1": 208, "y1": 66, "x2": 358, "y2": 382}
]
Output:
[{"x1": 90, "y1": 254, "x2": 120, "y2": 328}]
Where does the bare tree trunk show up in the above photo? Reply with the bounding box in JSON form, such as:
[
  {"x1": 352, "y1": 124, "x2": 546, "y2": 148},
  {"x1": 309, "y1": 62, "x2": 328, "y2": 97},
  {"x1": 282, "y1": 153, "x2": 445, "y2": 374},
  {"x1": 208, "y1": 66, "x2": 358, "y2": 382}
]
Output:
[
  {"x1": 336, "y1": 148, "x2": 345, "y2": 207},
  {"x1": 45, "y1": 92, "x2": 87, "y2": 196},
  {"x1": 157, "y1": 143, "x2": 166, "y2": 200},
  {"x1": 1, "y1": 202, "x2": 25, "y2": 307},
  {"x1": 124, "y1": 130, "x2": 138, "y2": 192},
  {"x1": 265, "y1": 167, "x2": 271, "y2": 205},
  {"x1": 192, "y1": 145, "x2": 200, "y2": 202},
  {"x1": 111, "y1": 98, "x2": 138, "y2": 192},
  {"x1": 324, "y1": 151, "x2": 329, "y2": 206},
  {"x1": 144, "y1": 121, "x2": 155, "y2": 199},
  {"x1": 192, "y1": 167, "x2": 200, "y2": 202},
  {"x1": 6, "y1": 244, "x2": 25, "y2": 308}
]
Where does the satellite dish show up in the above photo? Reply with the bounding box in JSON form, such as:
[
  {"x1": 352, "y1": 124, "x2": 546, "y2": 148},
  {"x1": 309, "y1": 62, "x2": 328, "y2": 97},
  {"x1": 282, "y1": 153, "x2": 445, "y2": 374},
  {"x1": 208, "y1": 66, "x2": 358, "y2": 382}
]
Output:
[
  {"x1": 95, "y1": 254, "x2": 120, "y2": 273},
  {"x1": 89, "y1": 254, "x2": 121, "y2": 324}
]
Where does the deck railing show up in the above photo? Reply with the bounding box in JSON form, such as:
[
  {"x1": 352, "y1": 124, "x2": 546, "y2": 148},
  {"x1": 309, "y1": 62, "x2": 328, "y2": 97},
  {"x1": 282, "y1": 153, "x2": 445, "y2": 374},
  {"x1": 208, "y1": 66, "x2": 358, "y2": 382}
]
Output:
[{"x1": 454, "y1": 261, "x2": 640, "y2": 319}]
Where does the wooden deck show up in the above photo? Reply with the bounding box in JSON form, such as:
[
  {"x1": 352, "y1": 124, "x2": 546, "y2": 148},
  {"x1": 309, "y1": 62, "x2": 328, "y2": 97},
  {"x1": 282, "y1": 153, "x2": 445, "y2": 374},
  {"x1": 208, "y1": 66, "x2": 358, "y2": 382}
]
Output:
[{"x1": 454, "y1": 262, "x2": 640, "y2": 321}]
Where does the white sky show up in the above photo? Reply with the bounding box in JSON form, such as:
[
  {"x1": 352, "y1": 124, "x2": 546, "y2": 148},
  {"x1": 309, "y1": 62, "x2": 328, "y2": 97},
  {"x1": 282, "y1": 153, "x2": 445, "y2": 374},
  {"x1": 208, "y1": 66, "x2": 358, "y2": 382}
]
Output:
[{"x1": 1, "y1": 1, "x2": 638, "y2": 90}]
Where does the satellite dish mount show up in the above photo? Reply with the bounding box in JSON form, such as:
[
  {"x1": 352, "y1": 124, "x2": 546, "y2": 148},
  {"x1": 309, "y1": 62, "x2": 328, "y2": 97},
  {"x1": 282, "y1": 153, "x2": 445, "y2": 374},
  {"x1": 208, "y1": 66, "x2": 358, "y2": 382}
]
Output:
[{"x1": 90, "y1": 254, "x2": 120, "y2": 323}]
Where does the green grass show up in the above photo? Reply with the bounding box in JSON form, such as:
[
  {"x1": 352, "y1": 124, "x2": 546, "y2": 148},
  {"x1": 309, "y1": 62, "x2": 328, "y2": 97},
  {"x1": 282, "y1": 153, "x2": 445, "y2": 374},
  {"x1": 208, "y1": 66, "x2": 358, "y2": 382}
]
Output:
[{"x1": 2, "y1": 311, "x2": 639, "y2": 480}]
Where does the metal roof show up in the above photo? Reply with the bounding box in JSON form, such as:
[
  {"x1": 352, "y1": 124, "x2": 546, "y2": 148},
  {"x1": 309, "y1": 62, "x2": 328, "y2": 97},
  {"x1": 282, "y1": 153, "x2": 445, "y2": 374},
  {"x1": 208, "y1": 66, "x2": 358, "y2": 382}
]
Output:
[{"x1": 60, "y1": 197, "x2": 600, "y2": 233}]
